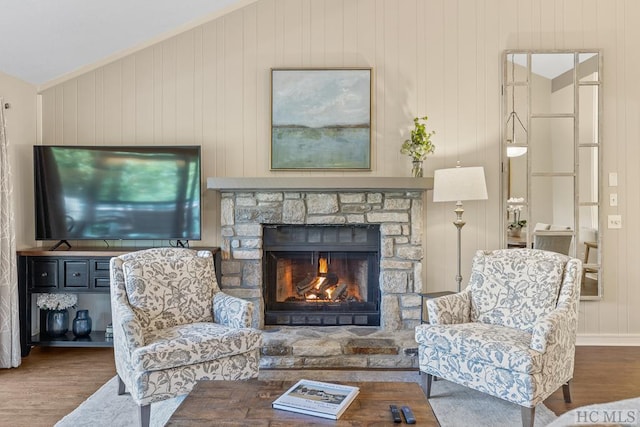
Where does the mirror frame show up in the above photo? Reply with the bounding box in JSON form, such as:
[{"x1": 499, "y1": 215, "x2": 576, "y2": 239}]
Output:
[{"x1": 501, "y1": 49, "x2": 603, "y2": 300}]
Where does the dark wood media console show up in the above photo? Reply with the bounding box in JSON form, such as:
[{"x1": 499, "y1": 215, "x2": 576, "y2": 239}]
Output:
[{"x1": 17, "y1": 246, "x2": 220, "y2": 357}]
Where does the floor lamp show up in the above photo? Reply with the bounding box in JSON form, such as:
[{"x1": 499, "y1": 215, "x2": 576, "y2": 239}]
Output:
[{"x1": 433, "y1": 164, "x2": 488, "y2": 292}]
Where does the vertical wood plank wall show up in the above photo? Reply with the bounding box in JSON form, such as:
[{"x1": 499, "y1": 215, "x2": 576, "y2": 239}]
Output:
[{"x1": 37, "y1": 0, "x2": 640, "y2": 342}]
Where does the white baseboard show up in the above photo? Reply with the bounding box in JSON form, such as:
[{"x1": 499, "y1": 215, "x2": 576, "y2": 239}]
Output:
[{"x1": 576, "y1": 334, "x2": 640, "y2": 346}]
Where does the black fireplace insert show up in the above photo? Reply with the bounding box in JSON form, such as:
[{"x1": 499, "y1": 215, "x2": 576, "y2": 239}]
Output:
[{"x1": 263, "y1": 224, "x2": 380, "y2": 326}]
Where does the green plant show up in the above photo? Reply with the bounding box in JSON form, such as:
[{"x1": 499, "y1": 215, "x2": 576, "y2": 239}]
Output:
[
  {"x1": 400, "y1": 116, "x2": 436, "y2": 161},
  {"x1": 508, "y1": 219, "x2": 527, "y2": 230}
]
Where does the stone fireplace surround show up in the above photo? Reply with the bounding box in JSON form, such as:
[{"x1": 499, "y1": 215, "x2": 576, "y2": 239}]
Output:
[{"x1": 208, "y1": 177, "x2": 433, "y2": 369}]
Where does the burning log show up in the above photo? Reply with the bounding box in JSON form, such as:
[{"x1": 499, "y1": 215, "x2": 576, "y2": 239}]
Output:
[
  {"x1": 317, "y1": 273, "x2": 338, "y2": 292},
  {"x1": 296, "y1": 274, "x2": 316, "y2": 294},
  {"x1": 297, "y1": 272, "x2": 339, "y2": 296},
  {"x1": 331, "y1": 283, "x2": 347, "y2": 301}
]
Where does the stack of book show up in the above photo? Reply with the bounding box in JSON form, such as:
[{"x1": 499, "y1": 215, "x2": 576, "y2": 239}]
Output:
[
  {"x1": 272, "y1": 379, "x2": 359, "y2": 420},
  {"x1": 105, "y1": 323, "x2": 113, "y2": 340}
]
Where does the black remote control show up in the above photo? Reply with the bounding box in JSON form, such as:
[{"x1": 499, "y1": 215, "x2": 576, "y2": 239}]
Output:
[
  {"x1": 401, "y1": 406, "x2": 416, "y2": 424},
  {"x1": 390, "y1": 405, "x2": 402, "y2": 423}
]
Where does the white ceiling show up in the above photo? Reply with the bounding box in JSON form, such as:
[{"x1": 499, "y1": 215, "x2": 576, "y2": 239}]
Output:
[
  {"x1": 0, "y1": 0, "x2": 243, "y2": 86},
  {"x1": 510, "y1": 52, "x2": 598, "y2": 79},
  {"x1": 0, "y1": 2, "x2": 595, "y2": 88}
]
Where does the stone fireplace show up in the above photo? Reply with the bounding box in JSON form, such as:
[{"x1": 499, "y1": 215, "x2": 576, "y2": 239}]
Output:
[{"x1": 208, "y1": 177, "x2": 432, "y2": 368}]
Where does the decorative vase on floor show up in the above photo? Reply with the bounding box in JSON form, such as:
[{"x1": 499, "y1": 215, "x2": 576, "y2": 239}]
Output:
[
  {"x1": 72, "y1": 310, "x2": 93, "y2": 337},
  {"x1": 411, "y1": 160, "x2": 424, "y2": 177},
  {"x1": 45, "y1": 309, "x2": 69, "y2": 337}
]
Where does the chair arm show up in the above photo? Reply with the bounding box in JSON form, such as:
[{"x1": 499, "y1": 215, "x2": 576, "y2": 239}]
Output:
[
  {"x1": 530, "y1": 307, "x2": 575, "y2": 353},
  {"x1": 213, "y1": 292, "x2": 254, "y2": 328},
  {"x1": 426, "y1": 290, "x2": 472, "y2": 325},
  {"x1": 113, "y1": 304, "x2": 146, "y2": 352}
]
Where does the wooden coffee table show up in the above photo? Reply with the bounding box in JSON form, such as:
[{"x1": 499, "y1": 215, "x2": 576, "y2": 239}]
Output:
[{"x1": 166, "y1": 379, "x2": 439, "y2": 426}]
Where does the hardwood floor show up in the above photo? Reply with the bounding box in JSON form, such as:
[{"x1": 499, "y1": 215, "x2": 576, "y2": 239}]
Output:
[
  {"x1": 0, "y1": 347, "x2": 115, "y2": 427},
  {"x1": 544, "y1": 346, "x2": 640, "y2": 414},
  {"x1": 0, "y1": 346, "x2": 638, "y2": 426}
]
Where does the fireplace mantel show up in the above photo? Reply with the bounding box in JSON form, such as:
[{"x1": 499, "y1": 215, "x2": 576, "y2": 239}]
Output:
[{"x1": 207, "y1": 176, "x2": 433, "y2": 191}]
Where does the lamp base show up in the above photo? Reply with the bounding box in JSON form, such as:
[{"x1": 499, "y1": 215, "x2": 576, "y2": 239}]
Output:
[{"x1": 453, "y1": 201, "x2": 466, "y2": 293}]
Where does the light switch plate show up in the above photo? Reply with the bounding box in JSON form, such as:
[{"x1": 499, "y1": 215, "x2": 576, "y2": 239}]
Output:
[
  {"x1": 609, "y1": 172, "x2": 618, "y2": 187},
  {"x1": 608, "y1": 214, "x2": 622, "y2": 229},
  {"x1": 610, "y1": 193, "x2": 618, "y2": 206}
]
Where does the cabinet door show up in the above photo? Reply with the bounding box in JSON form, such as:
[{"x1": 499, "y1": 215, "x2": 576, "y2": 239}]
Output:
[
  {"x1": 92, "y1": 259, "x2": 111, "y2": 289},
  {"x1": 62, "y1": 260, "x2": 90, "y2": 289},
  {"x1": 29, "y1": 258, "x2": 58, "y2": 289}
]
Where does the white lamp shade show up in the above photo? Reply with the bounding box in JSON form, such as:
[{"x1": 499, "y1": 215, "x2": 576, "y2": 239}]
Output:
[
  {"x1": 433, "y1": 166, "x2": 488, "y2": 202},
  {"x1": 507, "y1": 146, "x2": 528, "y2": 157}
]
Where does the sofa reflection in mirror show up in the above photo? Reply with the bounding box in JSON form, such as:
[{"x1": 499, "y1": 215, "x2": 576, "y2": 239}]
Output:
[{"x1": 532, "y1": 223, "x2": 573, "y2": 255}]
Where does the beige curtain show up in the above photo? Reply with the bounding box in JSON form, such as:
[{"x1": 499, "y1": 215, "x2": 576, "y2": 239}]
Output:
[{"x1": 0, "y1": 99, "x2": 20, "y2": 368}]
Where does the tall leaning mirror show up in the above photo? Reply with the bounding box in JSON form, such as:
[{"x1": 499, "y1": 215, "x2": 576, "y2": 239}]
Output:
[{"x1": 502, "y1": 50, "x2": 603, "y2": 299}]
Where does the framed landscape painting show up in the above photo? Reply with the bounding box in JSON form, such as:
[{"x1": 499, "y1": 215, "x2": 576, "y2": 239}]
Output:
[{"x1": 271, "y1": 68, "x2": 372, "y2": 170}]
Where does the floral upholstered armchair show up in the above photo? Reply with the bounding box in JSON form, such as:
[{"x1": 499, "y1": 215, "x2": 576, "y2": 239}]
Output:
[
  {"x1": 110, "y1": 247, "x2": 262, "y2": 427},
  {"x1": 415, "y1": 249, "x2": 582, "y2": 427}
]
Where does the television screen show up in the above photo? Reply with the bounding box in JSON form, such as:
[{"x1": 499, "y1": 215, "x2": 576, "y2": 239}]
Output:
[{"x1": 34, "y1": 145, "x2": 201, "y2": 241}]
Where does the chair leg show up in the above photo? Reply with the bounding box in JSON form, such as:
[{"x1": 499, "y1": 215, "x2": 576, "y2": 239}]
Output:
[
  {"x1": 521, "y1": 406, "x2": 535, "y2": 427},
  {"x1": 117, "y1": 375, "x2": 126, "y2": 395},
  {"x1": 562, "y1": 380, "x2": 572, "y2": 403},
  {"x1": 422, "y1": 373, "x2": 433, "y2": 398},
  {"x1": 139, "y1": 404, "x2": 151, "y2": 427}
]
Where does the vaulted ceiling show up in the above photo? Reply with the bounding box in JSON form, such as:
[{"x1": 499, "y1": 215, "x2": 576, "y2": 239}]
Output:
[
  {"x1": 0, "y1": 0, "x2": 244, "y2": 86},
  {"x1": 0, "y1": 0, "x2": 580, "y2": 89}
]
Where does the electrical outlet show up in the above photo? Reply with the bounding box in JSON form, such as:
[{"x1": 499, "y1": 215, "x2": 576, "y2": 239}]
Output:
[
  {"x1": 608, "y1": 214, "x2": 622, "y2": 229},
  {"x1": 610, "y1": 193, "x2": 618, "y2": 206}
]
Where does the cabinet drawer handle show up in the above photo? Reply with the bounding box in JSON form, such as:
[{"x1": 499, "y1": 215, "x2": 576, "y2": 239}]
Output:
[
  {"x1": 41, "y1": 272, "x2": 48, "y2": 277},
  {"x1": 73, "y1": 272, "x2": 81, "y2": 277}
]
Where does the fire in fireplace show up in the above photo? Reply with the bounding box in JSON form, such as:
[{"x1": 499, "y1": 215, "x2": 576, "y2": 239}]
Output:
[
  {"x1": 277, "y1": 253, "x2": 367, "y2": 303},
  {"x1": 263, "y1": 225, "x2": 380, "y2": 326}
]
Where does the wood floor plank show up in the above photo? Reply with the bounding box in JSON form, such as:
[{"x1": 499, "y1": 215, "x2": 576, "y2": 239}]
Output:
[
  {"x1": 0, "y1": 346, "x2": 638, "y2": 426},
  {"x1": 0, "y1": 347, "x2": 115, "y2": 427},
  {"x1": 544, "y1": 346, "x2": 640, "y2": 414}
]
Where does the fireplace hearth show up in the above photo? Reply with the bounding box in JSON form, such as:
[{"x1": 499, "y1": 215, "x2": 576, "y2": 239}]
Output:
[{"x1": 263, "y1": 225, "x2": 380, "y2": 326}]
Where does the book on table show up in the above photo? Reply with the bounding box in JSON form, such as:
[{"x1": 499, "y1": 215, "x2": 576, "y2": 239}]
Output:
[{"x1": 272, "y1": 379, "x2": 360, "y2": 420}]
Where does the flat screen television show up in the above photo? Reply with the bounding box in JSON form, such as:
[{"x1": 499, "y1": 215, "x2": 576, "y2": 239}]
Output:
[{"x1": 34, "y1": 145, "x2": 201, "y2": 245}]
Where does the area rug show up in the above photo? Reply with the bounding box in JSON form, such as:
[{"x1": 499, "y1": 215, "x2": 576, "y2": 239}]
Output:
[{"x1": 56, "y1": 370, "x2": 557, "y2": 427}]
